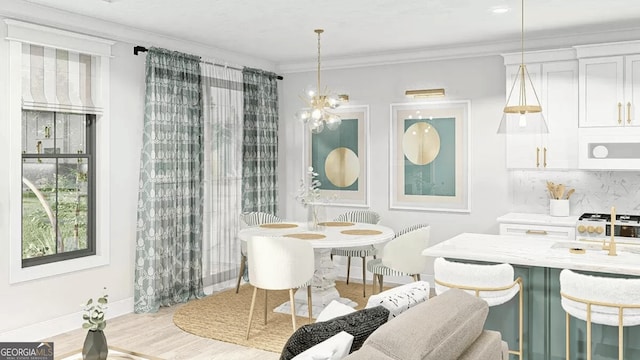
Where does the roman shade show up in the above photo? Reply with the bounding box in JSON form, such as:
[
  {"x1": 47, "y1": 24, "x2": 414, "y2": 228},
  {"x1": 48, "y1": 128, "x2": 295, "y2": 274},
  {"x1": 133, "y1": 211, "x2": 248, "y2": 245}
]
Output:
[{"x1": 21, "y1": 43, "x2": 102, "y2": 114}]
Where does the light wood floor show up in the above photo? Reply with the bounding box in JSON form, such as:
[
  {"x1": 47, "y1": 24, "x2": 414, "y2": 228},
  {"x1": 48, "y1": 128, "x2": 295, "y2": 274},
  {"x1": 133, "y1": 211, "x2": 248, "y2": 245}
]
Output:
[{"x1": 46, "y1": 303, "x2": 280, "y2": 360}]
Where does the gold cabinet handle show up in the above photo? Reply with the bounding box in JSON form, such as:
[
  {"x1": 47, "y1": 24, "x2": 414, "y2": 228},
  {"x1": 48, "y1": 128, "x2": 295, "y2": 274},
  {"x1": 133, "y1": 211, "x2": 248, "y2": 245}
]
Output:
[
  {"x1": 543, "y1": 147, "x2": 547, "y2": 168},
  {"x1": 536, "y1": 147, "x2": 540, "y2": 168},
  {"x1": 526, "y1": 230, "x2": 548, "y2": 235},
  {"x1": 618, "y1": 102, "x2": 622, "y2": 124},
  {"x1": 628, "y1": 102, "x2": 632, "y2": 124}
]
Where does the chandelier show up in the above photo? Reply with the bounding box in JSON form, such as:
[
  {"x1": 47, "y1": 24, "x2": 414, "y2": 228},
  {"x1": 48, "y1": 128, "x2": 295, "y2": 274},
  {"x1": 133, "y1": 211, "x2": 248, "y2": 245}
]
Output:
[
  {"x1": 497, "y1": 0, "x2": 548, "y2": 134},
  {"x1": 296, "y1": 29, "x2": 345, "y2": 133}
]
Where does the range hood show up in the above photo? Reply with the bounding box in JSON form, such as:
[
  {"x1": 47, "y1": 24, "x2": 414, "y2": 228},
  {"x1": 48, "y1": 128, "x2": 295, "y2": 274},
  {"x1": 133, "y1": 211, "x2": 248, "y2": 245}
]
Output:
[{"x1": 579, "y1": 127, "x2": 640, "y2": 170}]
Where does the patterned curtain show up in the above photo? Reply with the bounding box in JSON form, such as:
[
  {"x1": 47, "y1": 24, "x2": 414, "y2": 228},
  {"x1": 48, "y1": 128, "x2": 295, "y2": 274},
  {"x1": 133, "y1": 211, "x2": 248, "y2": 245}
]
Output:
[
  {"x1": 201, "y1": 62, "x2": 244, "y2": 289},
  {"x1": 134, "y1": 48, "x2": 204, "y2": 313},
  {"x1": 241, "y1": 68, "x2": 279, "y2": 214}
]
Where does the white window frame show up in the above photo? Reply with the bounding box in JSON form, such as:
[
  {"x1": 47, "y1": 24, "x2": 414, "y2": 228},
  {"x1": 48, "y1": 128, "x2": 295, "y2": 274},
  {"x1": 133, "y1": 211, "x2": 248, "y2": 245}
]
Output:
[{"x1": 6, "y1": 19, "x2": 114, "y2": 283}]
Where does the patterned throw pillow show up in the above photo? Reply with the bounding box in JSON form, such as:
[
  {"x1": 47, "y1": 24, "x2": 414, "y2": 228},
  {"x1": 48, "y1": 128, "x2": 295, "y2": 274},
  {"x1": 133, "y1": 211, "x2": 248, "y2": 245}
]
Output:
[
  {"x1": 365, "y1": 281, "x2": 430, "y2": 320},
  {"x1": 279, "y1": 306, "x2": 390, "y2": 360}
]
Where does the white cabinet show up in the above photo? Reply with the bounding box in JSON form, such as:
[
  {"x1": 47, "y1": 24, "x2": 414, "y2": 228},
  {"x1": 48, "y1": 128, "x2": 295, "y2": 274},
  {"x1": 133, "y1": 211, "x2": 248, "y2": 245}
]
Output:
[
  {"x1": 504, "y1": 59, "x2": 578, "y2": 169},
  {"x1": 579, "y1": 56, "x2": 640, "y2": 127},
  {"x1": 497, "y1": 213, "x2": 577, "y2": 240},
  {"x1": 576, "y1": 41, "x2": 640, "y2": 127}
]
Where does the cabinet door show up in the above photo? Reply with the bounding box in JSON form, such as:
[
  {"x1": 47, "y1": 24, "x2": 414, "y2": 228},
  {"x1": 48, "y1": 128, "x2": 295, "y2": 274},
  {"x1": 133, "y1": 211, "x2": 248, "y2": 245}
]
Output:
[
  {"x1": 541, "y1": 61, "x2": 578, "y2": 169},
  {"x1": 506, "y1": 63, "x2": 543, "y2": 169},
  {"x1": 625, "y1": 54, "x2": 640, "y2": 127},
  {"x1": 579, "y1": 56, "x2": 624, "y2": 127}
]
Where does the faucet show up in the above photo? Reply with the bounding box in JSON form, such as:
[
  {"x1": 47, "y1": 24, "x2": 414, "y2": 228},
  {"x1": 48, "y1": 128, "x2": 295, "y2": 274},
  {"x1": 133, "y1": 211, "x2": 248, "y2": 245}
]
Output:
[{"x1": 602, "y1": 206, "x2": 617, "y2": 256}]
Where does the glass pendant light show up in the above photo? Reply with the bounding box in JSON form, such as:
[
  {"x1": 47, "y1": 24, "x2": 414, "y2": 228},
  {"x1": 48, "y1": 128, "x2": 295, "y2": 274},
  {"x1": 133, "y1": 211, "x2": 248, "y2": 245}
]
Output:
[{"x1": 497, "y1": 0, "x2": 549, "y2": 134}]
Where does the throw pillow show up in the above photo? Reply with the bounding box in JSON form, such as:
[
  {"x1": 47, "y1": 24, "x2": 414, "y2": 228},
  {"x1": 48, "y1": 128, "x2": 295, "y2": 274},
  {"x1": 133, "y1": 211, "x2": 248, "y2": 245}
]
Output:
[
  {"x1": 315, "y1": 300, "x2": 356, "y2": 323},
  {"x1": 280, "y1": 306, "x2": 390, "y2": 360},
  {"x1": 291, "y1": 331, "x2": 354, "y2": 360},
  {"x1": 365, "y1": 280, "x2": 430, "y2": 320}
]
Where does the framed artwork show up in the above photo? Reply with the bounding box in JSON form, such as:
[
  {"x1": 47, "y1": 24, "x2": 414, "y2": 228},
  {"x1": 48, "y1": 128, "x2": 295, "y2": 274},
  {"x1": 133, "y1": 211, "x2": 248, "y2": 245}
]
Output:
[
  {"x1": 389, "y1": 100, "x2": 470, "y2": 212},
  {"x1": 304, "y1": 105, "x2": 369, "y2": 207}
]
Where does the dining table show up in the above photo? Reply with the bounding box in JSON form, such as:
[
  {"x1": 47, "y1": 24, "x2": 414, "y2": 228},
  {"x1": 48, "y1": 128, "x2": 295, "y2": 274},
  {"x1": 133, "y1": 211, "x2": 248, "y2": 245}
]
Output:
[{"x1": 237, "y1": 221, "x2": 395, "y2": 318}]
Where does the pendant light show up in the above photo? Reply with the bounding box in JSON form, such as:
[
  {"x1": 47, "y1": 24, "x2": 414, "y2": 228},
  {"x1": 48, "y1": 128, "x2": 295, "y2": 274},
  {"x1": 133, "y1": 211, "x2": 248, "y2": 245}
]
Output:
[
  {"x1": 497, "y1": 0, "x2": 548, "y2": 134},
  {"x1": 295, "y1": 29, "x2": 345, "y2": 133}
]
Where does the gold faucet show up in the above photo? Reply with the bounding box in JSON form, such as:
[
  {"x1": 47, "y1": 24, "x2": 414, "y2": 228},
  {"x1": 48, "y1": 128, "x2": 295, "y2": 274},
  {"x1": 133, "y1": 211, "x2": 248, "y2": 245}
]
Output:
[{"x1": 603, "y1": 206, "x2": 617, "y2": 256}]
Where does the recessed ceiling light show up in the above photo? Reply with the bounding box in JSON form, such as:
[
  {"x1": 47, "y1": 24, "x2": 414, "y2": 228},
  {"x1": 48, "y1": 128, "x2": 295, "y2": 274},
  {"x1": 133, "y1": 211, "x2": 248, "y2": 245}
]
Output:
[{"x1": 491, "y1": 6, "x2": 510, "y2": 14}]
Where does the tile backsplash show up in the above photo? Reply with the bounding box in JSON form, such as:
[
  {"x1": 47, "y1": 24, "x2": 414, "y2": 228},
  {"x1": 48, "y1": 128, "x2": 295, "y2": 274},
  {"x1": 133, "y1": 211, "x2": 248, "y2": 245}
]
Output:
[{"x1": 510, "y1": 170, "x2": 640, "y2": 215}]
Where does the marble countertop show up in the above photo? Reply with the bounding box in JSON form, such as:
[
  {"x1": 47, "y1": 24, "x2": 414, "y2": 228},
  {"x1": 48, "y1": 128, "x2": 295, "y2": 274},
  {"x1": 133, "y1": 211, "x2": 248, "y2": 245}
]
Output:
[
  {"x1": 422, "y1": 233, "x2": 640, "y2": 276},
  {"x1": 497, "y1": 212, "x2": 579, "y2": 227}
]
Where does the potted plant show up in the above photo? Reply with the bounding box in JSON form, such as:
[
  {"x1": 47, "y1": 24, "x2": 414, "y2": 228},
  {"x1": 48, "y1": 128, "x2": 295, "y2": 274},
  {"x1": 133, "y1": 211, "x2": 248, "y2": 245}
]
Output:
[{"x1": 81, "y1": 288, "x2": 108, "y2": 360}]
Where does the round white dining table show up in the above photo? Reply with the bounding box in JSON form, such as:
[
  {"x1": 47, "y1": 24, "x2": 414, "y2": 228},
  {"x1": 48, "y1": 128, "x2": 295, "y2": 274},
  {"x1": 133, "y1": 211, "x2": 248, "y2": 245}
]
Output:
[{"x1": 237, "y1": 221, "x2": 394, "y2": 317}]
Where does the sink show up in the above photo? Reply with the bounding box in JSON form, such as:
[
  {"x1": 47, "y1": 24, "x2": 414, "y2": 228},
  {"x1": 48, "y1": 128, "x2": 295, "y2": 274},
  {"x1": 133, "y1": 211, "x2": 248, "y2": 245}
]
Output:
[{"x1": 551, "y1": 240, "x2": 640, "y2": 255}]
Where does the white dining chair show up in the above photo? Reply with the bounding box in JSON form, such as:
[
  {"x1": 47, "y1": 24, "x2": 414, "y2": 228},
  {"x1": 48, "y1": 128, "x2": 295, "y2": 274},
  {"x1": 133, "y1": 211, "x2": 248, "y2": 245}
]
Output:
[
  {"x1": 366, "y1": 224, "x2": 430, "y2": 294},
  {"x1": 245, "y1": 235, "x2": 315, "y2": 339},
  {"x1": 434, "y1": 257, "x2": 523, "y2": 360},
  {"x1": 330, "y1": 210, "x2": 381, "y2": 297},
  {"x1": 236, "y1": 211, "x2": 282, "y2": 293},
  {"x1": 560, "y1": 269, "x2": 640, "y2": 360}
]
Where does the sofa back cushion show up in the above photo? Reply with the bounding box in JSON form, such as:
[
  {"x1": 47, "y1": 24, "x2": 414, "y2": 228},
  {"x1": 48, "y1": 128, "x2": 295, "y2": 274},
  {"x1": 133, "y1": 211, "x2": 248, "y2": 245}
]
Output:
[
  {"x1": 280, "y1": 306, "x2": 390, "y2": 360},
  {"x1": 345, "y1": 288, "x2": 489, "y2": 360}
]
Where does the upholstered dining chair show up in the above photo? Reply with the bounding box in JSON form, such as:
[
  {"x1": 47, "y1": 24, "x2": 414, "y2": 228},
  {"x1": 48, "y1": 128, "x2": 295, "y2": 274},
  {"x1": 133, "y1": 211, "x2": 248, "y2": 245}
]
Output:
[
  {"x1": 366, "y1": 224, "x2": 430, "y2": 295},
  {"x1": 433, "y1": 257, "x2": 524, "y2": 360},
  {"x1": 330, "y1": 210, "x2": 381, "y2": 297},
  {"x1": 245, "y1": 235, "x2": 315, "y2": 339},
  {"x1": 560, "y1": 269, "x2": 640, "y2": 360},
  {"x1": 237, "y1": 212, "x2": 282, "y2": 293}
]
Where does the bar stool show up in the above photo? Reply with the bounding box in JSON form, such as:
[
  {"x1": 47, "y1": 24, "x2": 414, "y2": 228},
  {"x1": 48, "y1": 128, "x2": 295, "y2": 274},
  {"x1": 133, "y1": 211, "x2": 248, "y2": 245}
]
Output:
[
  {"x1": 559, "y1": 269, "x2": 640, "y2": 360},
  {"x1": 434, "y1": 257, "x2": 523, "y2": 359}
]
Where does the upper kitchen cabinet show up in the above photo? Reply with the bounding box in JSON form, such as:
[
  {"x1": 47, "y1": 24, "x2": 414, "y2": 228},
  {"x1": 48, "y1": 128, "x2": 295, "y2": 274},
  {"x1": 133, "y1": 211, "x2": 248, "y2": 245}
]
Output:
[
  {"x1": 503, "y1": 49, "x2": 578, "y2": 169},
  {"x1": 576, "y1": 41, "x2": 640, "y2": 127}
]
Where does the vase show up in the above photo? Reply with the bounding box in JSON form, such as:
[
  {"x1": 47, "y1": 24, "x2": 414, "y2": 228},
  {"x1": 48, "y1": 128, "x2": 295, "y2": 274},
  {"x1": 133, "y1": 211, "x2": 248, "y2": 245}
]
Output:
[
  {"x1": 307, "y1": 205, "x2": 321, "y2": 231},
  {"x1": 82, "y1": 329, "x2": 108, "y2": 360}
]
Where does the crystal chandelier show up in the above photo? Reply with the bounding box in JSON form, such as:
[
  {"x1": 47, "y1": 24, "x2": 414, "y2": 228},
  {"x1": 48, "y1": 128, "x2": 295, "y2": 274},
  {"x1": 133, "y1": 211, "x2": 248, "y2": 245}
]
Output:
[
  {"x1": 497, "y1": 0, "x2": 548, "y2": 134},
  {"x1": 296, "y1": 29, "x2": 345, "y2": 133}
]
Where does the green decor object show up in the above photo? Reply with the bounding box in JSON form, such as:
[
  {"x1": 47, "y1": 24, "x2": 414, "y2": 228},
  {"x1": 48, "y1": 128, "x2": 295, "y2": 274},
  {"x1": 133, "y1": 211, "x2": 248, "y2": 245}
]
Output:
[
  {"x1": 241, "y1": 68, "x2": 279, "y2": 214},
  {"x1": 82, "y1": 330, "x2": 108, "y2": 360},
  {"x1": 81, "y1": 289, "x2": 108, "y2": 360},
  {"x1": 135, "y1": 47, "x2": 205, "y2": 313}
]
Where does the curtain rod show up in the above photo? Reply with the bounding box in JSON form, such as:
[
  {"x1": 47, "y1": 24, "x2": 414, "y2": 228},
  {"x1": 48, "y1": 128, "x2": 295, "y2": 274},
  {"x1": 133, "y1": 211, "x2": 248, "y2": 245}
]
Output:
[{"x1": 133, "y1": 46, "x2": 283, "y2": 80}]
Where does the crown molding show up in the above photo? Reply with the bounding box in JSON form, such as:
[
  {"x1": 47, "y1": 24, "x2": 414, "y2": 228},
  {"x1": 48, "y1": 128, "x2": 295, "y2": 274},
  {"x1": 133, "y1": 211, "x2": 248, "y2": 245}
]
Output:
[
  {"x1": 0, "y1": 0, "x2": 276, "y2": 72},
  {"x1": 277, "y1": 27, "x2": 640, "y2": 74}
]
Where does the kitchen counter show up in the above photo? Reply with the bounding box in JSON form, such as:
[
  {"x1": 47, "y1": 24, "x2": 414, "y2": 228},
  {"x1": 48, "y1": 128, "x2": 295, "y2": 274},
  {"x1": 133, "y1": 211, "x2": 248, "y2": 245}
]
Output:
[
  {"x1": 496, "y1": 212, "x2": 579, "y2": 227},
  {"x1": 424, "y1": 233, "x2": 640, "y2": 359},
  {"x1": 422, "y1": 232, "x2": 640, "y2": 276}
]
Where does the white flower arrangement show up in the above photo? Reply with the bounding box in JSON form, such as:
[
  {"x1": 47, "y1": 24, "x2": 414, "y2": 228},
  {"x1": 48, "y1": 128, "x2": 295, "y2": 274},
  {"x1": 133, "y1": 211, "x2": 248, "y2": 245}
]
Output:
[
  {"x1": 82, "y1": 288, "x2": 108, "y2": 331},
  {"x1": 296, "y1": 167, "x2": 321, "y2": 207}
]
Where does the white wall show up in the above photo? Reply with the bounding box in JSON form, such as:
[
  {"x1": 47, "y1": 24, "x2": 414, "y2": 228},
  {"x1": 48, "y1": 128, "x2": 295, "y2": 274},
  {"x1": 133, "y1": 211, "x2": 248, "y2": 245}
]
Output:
[
  {"x1": 278, "y1": 56, "x2": 513, "y2": 282},
  {"x1": 0, "y1": 1, "x2": 275, "y2": 339}
]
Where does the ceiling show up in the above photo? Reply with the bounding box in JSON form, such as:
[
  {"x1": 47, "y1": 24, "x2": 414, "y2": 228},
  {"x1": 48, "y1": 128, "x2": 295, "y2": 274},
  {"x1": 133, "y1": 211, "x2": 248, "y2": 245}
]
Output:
[{"x1": 14, "y1": 0, "x2": 640, "y2": 67}]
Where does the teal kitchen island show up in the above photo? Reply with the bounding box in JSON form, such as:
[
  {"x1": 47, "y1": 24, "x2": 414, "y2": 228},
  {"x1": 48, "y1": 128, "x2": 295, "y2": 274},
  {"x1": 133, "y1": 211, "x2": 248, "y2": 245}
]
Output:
[{"x1": 422, "y1": 233, "x2": 640, "y2": 360}]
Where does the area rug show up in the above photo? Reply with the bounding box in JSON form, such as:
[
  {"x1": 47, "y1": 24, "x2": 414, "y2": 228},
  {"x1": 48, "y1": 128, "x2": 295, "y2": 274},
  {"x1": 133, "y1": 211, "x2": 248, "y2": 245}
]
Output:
[{"x1": 173, "y1": 281, "x2": 382, "y2": 353}]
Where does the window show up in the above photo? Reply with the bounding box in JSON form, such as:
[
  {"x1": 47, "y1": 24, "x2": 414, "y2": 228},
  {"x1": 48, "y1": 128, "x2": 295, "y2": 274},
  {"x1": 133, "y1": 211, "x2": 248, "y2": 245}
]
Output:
[
  {"x1": 6, "y1": 19, "x2": 114, "y2": 282},
  {"x1": 21, "y1": 111, "x2": 96, "y2": 267}
]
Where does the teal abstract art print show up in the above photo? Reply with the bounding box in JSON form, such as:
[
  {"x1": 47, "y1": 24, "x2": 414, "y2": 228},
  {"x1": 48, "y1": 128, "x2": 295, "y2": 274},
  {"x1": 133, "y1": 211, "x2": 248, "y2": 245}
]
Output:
[
  {"x1": 305, "y1": 105, "x2": 369, "y2": 207},
  {"x1": 390, "y1": 101, "x2": 470, "y2": 212}
]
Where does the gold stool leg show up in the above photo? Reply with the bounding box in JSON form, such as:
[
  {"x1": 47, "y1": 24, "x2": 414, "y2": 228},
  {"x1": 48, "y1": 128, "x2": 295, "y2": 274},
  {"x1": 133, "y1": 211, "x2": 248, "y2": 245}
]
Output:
[
  {"x1": 263, "y1": 290, "x2": 268, "y2": 325},
  {"x1": 246, "y1": 286, "x2": 258, "y2": 339},
  {"x1": 587, "y1": 304, "x2": 592, "y2": 360},
  {"x1": 346, "y1": 256, "x2": 351, "y2": 285},
  {"x1": 378, "y1": 275, "x2": 384, "y2": 294},
  {"x1": 566, "y1": 312, "x2": 570, "y2": 360},
  {"x1": 307, "y1": 285, "x2": 313, "y2": 323},
  {"x1": 235, "y1": 254, "x2": 246, "y2": 293},
  {"x1": 619, "y1": 310, "x2": 623, "y2": 360},
  {"x1": 518, "y1": 282, "x2": 523, "y2": 360},
  {"x1": 361, "y1": 257, "x2": 366, "y2": 297},
  {"x1": 289, "y1": 289, "x2": 297, "y2": 332}
]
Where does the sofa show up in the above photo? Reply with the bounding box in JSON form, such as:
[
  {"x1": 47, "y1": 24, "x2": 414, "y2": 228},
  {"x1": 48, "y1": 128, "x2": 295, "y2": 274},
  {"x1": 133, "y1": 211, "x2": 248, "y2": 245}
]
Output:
[{"x1": 283, "y1": 285, "x2": 509, "y2": 360}]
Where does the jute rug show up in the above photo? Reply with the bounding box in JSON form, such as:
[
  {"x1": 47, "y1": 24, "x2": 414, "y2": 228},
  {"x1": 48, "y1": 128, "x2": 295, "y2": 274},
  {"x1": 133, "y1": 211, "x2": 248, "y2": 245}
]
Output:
[{"x1": 173, "y1": 281, "x2": 383, "y2": 353}]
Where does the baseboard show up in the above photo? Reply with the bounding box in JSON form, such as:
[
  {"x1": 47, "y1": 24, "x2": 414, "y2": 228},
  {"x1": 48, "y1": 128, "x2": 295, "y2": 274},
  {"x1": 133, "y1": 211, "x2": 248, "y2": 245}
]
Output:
[{"x1": 0, "y1": 297, "x2": 134, "y2": 342}]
